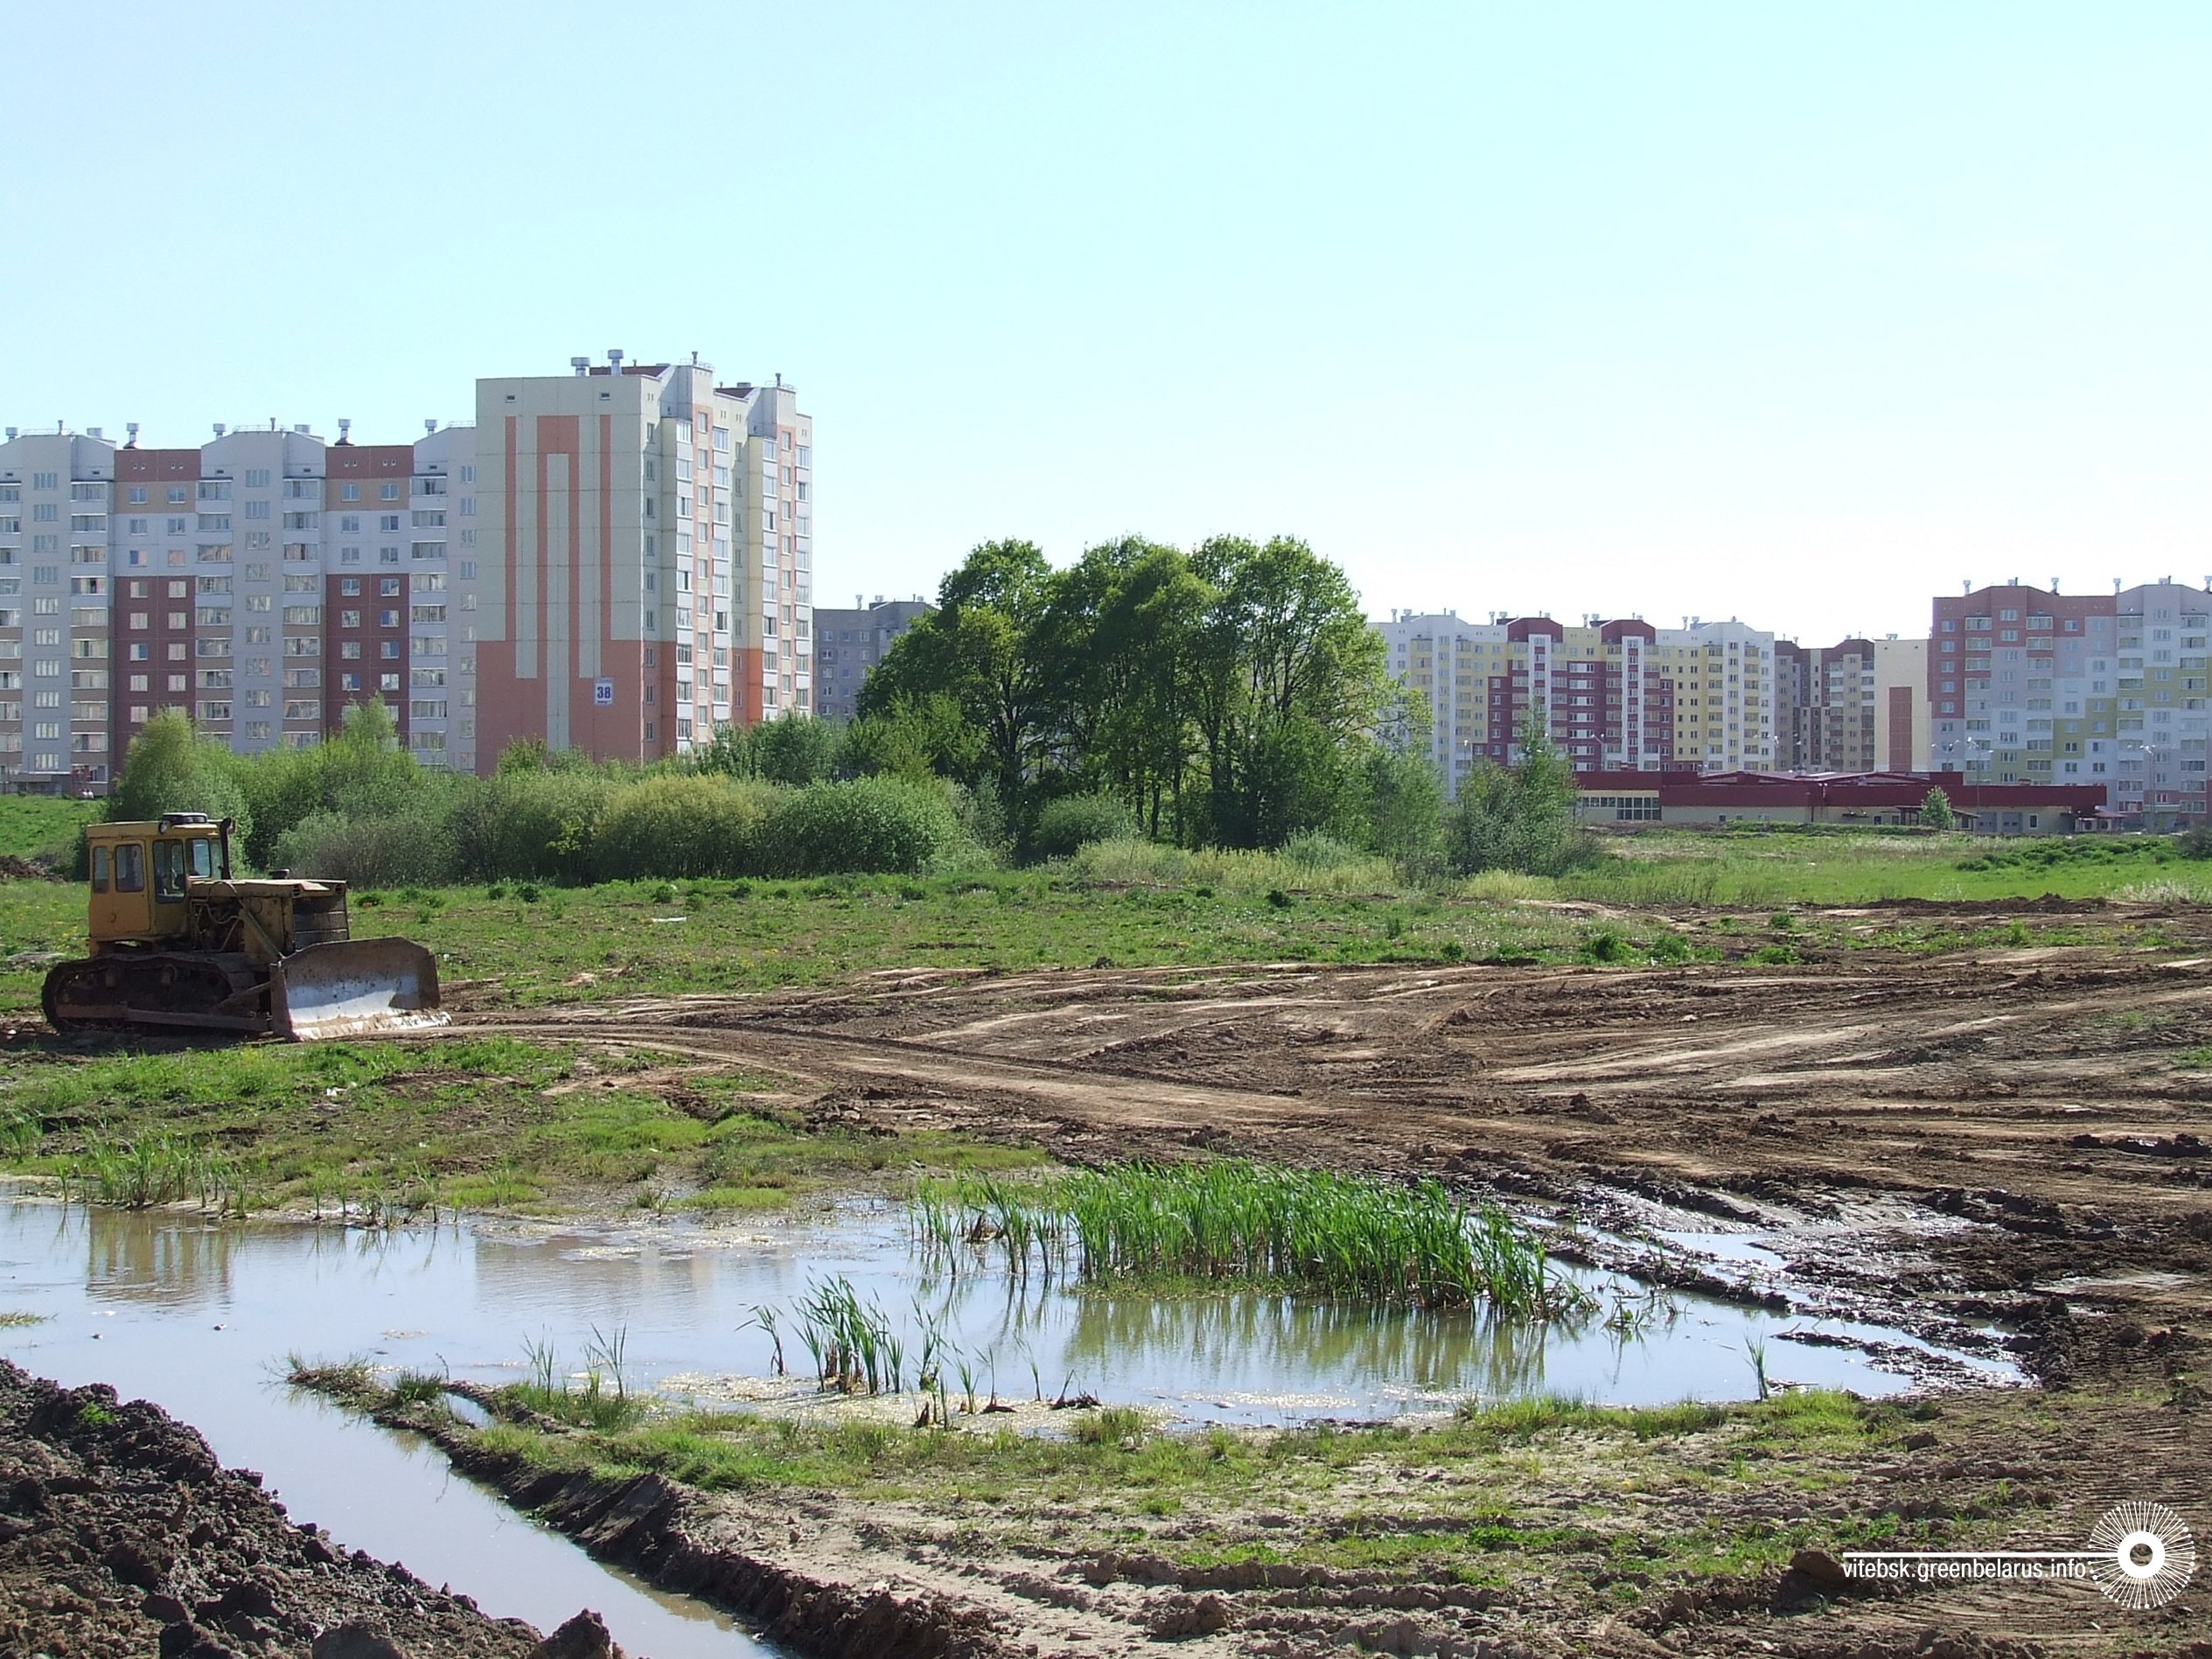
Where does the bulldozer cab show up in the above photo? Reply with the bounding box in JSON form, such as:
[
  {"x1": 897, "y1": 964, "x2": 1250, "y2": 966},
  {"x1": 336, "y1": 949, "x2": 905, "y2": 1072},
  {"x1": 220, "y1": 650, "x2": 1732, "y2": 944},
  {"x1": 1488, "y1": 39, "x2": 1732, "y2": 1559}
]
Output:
[{"x1": 86, "y1": 815, "x2": 227, "y2": 945}]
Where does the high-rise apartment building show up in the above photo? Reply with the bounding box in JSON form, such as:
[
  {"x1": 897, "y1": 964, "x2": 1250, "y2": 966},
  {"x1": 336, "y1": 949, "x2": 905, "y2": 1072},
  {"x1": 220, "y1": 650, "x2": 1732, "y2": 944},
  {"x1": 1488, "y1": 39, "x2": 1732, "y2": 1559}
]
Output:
[
  {"x1": 1775, "y1": 638, "x2": 1881, "y2": 771},
  {"x1": 1, "y1": 352, "x2": 811, "y2": 788},
  {"x1": 0, "y1": 430, "x2": 117, "y2": 789},
  {"x1": 476, "y1": 357, "x2": 812, "y2": 767},
  {"x1": 1382, "y1": 610, "x2": 1776, "y2": 791},
  {"x1": 1930, "y1": 578, "x2": 2210, "y2": 827},
  {"x1": 810, "y1": 595, "x2": 932, "y2": 721}
]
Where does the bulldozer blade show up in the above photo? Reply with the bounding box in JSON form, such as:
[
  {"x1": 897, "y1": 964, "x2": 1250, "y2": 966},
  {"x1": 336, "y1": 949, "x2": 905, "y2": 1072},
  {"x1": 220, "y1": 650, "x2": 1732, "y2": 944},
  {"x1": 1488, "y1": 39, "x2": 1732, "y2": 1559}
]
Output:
[{"x1": 270, "y1": 938, "x2": 449, "y2": 1042}]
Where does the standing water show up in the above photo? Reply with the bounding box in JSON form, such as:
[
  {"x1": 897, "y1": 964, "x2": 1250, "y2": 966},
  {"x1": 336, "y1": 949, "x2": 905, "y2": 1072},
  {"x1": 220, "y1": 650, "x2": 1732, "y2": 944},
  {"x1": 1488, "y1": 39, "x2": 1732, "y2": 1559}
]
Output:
[{"x1": 0, "y1": 1190, "x2": 2013, "y2": 1653}]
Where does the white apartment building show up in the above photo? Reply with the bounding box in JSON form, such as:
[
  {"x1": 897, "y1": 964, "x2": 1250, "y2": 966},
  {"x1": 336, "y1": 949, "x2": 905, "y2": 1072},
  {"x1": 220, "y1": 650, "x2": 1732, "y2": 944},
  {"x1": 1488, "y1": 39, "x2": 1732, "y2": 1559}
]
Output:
[{"x1": 0, "y1": 429, "x2": 117, "y2": 788}]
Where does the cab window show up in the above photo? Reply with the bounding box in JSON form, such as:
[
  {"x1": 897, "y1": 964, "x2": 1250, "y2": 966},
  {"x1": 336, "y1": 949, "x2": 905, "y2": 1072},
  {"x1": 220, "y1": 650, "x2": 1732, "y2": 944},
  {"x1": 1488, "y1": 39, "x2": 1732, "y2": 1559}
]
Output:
[
  {"x1": 155, "y1": 840, "x2": 188, "y2": 902},
  {"x1": 91, "y1": 846, "x2": 110, "y2": 893},
  {"x1": 114, "y1": 843, "x2": 145, "y2": 894},
  {"x1": 189, "y1": 838, "x2": 215, "y2": 878}
]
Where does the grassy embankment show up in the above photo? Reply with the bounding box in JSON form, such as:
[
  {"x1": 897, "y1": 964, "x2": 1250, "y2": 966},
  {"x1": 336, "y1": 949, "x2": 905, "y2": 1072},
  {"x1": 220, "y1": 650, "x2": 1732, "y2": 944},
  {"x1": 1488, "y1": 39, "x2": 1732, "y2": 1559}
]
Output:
[
  {"x1": 297, "y1": 1354, "x2": 2005, "y2": 1593},
  {"x1": 0, "y1": 798, "x2": 96, "y2": 861},
  {"x1": 0, "y1": 1036, "x2": 1039, "y2": 1216}
]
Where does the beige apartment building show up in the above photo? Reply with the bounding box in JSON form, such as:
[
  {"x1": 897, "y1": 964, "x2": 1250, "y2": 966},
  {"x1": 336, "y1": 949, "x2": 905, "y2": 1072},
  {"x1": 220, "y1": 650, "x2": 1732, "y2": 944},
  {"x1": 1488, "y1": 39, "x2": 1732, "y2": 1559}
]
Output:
[{"x1": 475, "y1": 357, "x2": 813, "y2": 768}]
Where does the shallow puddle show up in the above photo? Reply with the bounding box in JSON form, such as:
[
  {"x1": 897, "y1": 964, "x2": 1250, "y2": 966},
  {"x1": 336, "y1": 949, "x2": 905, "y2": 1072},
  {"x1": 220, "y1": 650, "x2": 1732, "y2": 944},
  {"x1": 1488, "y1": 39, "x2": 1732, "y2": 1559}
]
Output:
[{"x1": 0, "y1": 1190, "x2": 2016, "y2": 1656}]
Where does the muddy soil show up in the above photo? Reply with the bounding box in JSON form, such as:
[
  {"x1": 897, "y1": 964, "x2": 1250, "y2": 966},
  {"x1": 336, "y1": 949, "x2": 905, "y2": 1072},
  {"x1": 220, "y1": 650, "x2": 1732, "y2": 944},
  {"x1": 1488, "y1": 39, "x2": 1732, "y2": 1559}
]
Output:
[
  {"x1": 0, "y1": 1358, "x2": 621, "y2": 1659},
  {"x1": 475, "y1": 931, "x2": 2212, "y2": 1351},
  {"x1": 438, "y1": 922, "x2": 2212, "y2": 1656}
]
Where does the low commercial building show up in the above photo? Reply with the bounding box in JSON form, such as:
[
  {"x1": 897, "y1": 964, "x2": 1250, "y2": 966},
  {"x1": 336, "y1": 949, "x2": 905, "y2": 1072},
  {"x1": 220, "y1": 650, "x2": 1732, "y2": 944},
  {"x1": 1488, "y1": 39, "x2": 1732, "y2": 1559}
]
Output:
[{"x1": 1573, "y1": 770, "x2": 2105, "y2": 836}]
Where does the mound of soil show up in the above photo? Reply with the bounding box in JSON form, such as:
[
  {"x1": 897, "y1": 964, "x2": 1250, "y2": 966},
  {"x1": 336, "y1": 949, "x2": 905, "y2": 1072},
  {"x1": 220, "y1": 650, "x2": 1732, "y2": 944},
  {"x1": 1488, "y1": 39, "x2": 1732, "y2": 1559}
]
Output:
[
  {"x1": 0, "y1": 854, "x2": 55, "y2": 882},
  {"x1": 0, "y1": 1359, "x2": 621, "y2": 1659}
]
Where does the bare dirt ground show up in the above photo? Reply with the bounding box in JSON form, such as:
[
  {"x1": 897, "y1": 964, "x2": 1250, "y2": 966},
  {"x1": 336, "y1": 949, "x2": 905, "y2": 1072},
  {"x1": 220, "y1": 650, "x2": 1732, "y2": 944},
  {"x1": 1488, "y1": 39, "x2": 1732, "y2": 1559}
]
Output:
[
  {"x1": 440, "y1": 916, "x2": 2212, "y2": 1657},
  {"x1": 0, "y1": 1358, "x2": 624, "y2": 1659}
]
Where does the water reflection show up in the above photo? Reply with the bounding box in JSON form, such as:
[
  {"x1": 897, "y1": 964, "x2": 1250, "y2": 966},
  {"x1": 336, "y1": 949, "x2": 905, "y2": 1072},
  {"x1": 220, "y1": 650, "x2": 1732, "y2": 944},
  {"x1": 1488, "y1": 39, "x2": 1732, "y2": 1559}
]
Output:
[
  {"x1": 0, "y1": 1193, "x2": 1982, "y2": 1434},
  {"x1": 1060, "y1": 1291, "x2": 1560, "y2": 1404}
]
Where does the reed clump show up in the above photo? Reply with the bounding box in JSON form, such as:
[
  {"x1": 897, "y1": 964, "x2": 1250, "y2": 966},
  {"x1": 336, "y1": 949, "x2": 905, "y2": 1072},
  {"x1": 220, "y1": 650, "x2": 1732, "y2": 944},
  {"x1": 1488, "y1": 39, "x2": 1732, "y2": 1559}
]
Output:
[
  {"x1": 66, "y1": 1133, "x2": 245, "y2": 1214},
  {"x1": 791, "y1": 1276, "x2": 908, "y2": 1395},
  {"x1": 914, "y1": 1161, "x2": 1582, "y2": 1316}
]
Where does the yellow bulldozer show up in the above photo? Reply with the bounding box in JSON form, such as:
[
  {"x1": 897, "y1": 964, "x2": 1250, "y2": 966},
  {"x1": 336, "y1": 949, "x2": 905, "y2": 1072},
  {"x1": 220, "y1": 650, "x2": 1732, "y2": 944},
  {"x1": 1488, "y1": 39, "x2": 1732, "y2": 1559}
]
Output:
[{"x1": 41, "y1": 813, "x2": 448, "y2": 1041}]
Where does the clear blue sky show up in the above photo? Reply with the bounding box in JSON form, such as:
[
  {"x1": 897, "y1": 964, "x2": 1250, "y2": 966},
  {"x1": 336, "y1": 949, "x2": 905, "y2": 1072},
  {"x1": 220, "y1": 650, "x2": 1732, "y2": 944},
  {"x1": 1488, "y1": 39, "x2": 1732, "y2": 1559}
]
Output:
[{"x1": 3, "y1": 3, "x2": 2208, "y2": 642}]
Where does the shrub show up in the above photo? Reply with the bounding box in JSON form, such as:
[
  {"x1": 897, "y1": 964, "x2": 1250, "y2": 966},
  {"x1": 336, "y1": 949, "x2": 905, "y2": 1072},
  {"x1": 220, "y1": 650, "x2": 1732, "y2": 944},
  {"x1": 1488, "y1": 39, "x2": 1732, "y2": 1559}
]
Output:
[
  {"x1": 1280, "y1": 829, "x2": 1362, "y2": 870},
  {"x1": 757, "y1": 777, "x2": 959, "y2": 876},
  {"x1": 1029, "y1": 792, "x2": 1138, "y2": 861},
  {"x1": 1580, "y1": 927, "x2": 1632, "y2": 963},
  {"x1": 1444, "y1": 716, "x2": 1596, "y2": 878},
  {"x1": 271, "y1": 811, "x2": 457, "y2": 889},
  {"x1": 445, "y1": 770, "x2": 612, "y2": 884},
  {"x1": 590, "y1": 774, "x2": 783, "y2": 881}
]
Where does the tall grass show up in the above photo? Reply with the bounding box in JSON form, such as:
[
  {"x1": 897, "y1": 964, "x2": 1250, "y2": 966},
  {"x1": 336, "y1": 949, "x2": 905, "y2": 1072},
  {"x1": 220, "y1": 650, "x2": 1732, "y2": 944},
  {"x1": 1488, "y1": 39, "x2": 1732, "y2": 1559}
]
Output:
[
  {"x1": 1067, "y1": 838, "x2": 1403, "y2": 897},
  {"x1": 511, "y1": 1327, "x2": 639, "y2": 1429},
  {"x1": 914, "y1": 1161, "x2": 1583, "y2": 1316},
  {"x1": 66, "y1": 1133, "x2": 242, "y2": 1213}
]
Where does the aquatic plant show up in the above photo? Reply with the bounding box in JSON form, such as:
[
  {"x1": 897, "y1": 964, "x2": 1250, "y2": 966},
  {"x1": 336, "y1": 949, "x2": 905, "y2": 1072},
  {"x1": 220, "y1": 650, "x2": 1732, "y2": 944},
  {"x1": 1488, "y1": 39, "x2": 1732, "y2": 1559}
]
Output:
[
  {"x1": 913, "y1": 1161, "x2": 1586, "y2": 1315},
  {"x1": 791, "y1": 1275, "x2": 905, "y2": 1395},
  {"x1": 741, "y1": 1305, "x2": 786, "y2": 1376},
  {"x1": 511, "y1": 1330, "x2": 639, "y2": 1429},
  {"x1": 66, "y1": 1133, "x2": 244, "y2": 1214}
]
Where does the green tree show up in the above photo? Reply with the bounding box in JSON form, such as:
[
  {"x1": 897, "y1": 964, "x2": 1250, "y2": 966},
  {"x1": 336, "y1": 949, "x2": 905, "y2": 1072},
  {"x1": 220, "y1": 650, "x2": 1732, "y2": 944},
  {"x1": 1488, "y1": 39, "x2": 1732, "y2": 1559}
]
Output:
[
  {"x1": 109, "y1": 710, "x2": 254, "y2": 851},
  {"x1": 1445, "y1": 710, "x2": 1590, "y2": 875},
  {"x1": 1345, "y1": 690, "x2": 1447, "y2": 875},
  {"x1": 753, "y1": 712, "x2": 841, "y2": 787},
  {"x1": 861, "y1": 540, "x2": 1050, "y2": 805},
  {"x1": 1029, "y1": 537, "x2": 1211, "y2": 841},
  {"x1": 841, "y1": 693, "x2": 984, "y2": 783},
  {"x1": 692, "y1": 712, "x2": 841, "y2": 786},
  {"x1": 1188, "y1": 535, "x2": 1387, "y2": 847},
  {"x1": 1921, "y1": 786, "x2": 1956, "y2": 830}
]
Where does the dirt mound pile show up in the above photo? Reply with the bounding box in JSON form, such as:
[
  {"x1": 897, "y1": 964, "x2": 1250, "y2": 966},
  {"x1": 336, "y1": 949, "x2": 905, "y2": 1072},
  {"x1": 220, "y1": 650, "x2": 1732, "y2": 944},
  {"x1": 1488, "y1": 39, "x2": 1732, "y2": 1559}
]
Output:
[{"x1": 0, "y1": 1358, "x2": 617, "y2": 1658}]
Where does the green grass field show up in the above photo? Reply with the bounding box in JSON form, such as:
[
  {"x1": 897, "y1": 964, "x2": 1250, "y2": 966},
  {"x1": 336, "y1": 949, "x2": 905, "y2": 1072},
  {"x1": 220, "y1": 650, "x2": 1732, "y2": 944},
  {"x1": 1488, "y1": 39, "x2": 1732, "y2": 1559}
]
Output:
[
  {"x1": 3, "y1": 817, "x2": 2205, "y2": 1026},
  {"x1": 0, "y1": 1034, "x2": 1043, "y2": 1214}
]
